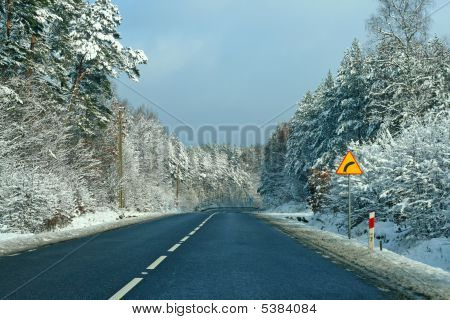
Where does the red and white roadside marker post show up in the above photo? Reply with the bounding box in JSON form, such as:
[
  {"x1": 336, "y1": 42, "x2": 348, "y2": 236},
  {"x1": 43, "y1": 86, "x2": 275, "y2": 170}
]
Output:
[{"x1": 368, "y1": 211, "x2": 375, "y2": 251}]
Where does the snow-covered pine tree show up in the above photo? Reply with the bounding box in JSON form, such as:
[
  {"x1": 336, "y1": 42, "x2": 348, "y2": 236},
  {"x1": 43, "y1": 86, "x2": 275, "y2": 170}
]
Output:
[
  {"x1": 308, "y1": 71, "x2": 338, "y2": 169},
  {"x1": 259, "y1": 123, "x2": 293, "y2": 207},
  {"x1": 46, "y1": 0, "x2": 85, "y2": 93},
  {"x1": 282, "y1": 72, "x2": 336, "y2": 205},
  {"x1": 284, "y1": 92, "x2": 312, "y2": 181},
  {"x1": 0, "y1": 0, "x2": 56, "y2": 78},
  {"x1": 332, "y1": 39, "x2": 369, "y2": 145},
  {"x1": 64, "y1": 0, "x2": 148, "y2": 133}
]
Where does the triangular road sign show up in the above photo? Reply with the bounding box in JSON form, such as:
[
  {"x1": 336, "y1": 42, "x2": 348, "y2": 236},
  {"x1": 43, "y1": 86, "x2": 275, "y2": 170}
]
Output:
[{"x1": 336, "y1": 151, "x2": 363, "y2": 175}]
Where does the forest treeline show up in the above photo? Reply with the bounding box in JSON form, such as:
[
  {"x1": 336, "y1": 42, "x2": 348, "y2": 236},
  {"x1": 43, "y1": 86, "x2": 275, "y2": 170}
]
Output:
[
  {"x1": 259, "y1": 0, "x2": 450, "y2": 239},
  {"x1": 0, "y1": 0, "x2": 261, "y2": 233}
]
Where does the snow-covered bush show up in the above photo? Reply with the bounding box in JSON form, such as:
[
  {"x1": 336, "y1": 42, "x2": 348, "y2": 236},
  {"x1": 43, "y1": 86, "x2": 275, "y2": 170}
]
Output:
[
  {"x1": 0, "y1": 77, "x2": 100, "y2": 233},
  {"x1": 0, "y1": 164, "x2": 75, "y2": 233},
  {"x1": 326, "y1": 111, "x2": 450, "y2": 239}
]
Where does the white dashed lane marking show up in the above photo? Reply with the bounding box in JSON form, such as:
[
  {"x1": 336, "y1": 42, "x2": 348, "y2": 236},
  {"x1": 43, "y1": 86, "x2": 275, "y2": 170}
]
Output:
[
  {"x1": 110, "y1": 213, "x2": 217, "y2": 300},
  {"x1": 109, "y1": 278, "x2": 143, "y2": 300},
  {"x1": 147, "y1": 256, "x2": 167, "y2": 270},
  {"x1": 168, "y1": 243, "x2": 181, "y2": 252}
]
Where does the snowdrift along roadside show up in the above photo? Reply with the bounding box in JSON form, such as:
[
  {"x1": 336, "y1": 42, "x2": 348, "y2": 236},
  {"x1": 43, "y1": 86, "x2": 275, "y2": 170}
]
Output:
[
  {"x1": 0, "y1": 209, "x2": 177, "y2": 256},
  {"x1": 257, "y1": 213, "x2": 450, "y2": 300},
  {"x1": 265, "y1": 205, "x2": 450, "y2": 272}
]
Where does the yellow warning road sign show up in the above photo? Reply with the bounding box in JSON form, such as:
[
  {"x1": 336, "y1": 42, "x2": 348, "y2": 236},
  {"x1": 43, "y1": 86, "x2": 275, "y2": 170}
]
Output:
[{"x1": 336, "y1": 151, "x2": 363, "y2": 175}]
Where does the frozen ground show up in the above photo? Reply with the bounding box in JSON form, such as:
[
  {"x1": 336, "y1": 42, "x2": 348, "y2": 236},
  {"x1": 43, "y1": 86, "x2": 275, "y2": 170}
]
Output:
[
  {"x1": 258, "y1": 212, "x2": 450, "y2": 299},
  {"x1": 264, "y1": 205, "x2": 450, "y2": 273},
  {"x1": 0, "y1": 208, "x2": 177, "y2": 256}
]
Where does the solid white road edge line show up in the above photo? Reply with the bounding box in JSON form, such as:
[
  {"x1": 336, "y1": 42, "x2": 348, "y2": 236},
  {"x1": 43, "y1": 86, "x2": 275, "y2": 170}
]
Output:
[
  {"x1": 147, "y1": 255, "x2": 167, "y2": 270},
  {"x1": 168, "y1": 243, "x2": 181, "y2": 252},
  {"x1": 189, "y1": 231, "x2": 196, "y2": 236},
  {"x1": 109, "y1": 278, "x2": 143, "y2": 300}
]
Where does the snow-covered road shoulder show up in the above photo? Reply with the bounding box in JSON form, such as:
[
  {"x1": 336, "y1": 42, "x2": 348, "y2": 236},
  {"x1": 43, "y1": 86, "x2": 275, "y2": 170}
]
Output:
[
  {"x1": 0, "y1": 209, "x2": 177, "y2": 256},
  {"x1": 257, "y1": 213, "x2": 450, "y2": 300}
]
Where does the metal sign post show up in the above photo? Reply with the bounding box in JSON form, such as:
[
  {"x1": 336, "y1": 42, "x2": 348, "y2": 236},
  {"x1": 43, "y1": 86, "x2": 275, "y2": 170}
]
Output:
[{"x1": 348, "y1": 175, "x2": 351, "y2": 239}]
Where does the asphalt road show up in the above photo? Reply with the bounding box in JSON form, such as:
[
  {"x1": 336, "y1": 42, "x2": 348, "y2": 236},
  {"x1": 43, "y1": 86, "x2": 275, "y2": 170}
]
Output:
[{"x1": 0, "y1": 210, "x2": 388, "y2": 300}]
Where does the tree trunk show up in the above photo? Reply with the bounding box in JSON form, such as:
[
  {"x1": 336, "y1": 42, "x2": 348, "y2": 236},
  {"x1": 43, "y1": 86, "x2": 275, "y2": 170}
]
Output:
[
  {"x1": 27, "y1": 34, "x2": 37, "y2": 77},
  {"x1": 6, "y1": 0, "x2": 13, "y2": 38},
  {"x1": 69, "y1": 57, "x2": 87, "y2": 110},
  {"x1": 30, "y1": 34, "x2": 37, "y2": 51}
]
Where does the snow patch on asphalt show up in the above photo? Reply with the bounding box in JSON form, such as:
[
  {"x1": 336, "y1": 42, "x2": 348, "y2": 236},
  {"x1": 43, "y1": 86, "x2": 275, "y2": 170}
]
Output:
[{"x1": 0, "y1": 208, "x2": 177, "y2": 256}]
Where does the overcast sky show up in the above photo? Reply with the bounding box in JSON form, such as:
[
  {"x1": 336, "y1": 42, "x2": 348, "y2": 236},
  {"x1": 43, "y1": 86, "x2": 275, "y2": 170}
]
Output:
[{"x1": 114, "y1": 0, "x2": 450, "y2": 144}]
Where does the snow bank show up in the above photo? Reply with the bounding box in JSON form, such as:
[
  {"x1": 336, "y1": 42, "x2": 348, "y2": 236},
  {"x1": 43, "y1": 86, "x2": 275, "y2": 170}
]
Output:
[
  {"x1": 308, "y1": 212, "x2": 450, "y2": 273},
  {"x1": 258, "y1": 213, "x2": 450, "y2": 299},
  {"x1": 268, "y1": 201, "x2": 311, "y2": 214},
  {"x1": 0, "y1": 208, "x2": 177, "y2": 256},
  {"x1": 264, "y1": 205, "x2": 450, "y2": 272}
]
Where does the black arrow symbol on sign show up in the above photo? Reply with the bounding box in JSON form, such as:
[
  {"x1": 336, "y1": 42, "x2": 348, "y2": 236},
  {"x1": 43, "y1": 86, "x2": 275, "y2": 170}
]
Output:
[{"x1": 344, "y1": 162, "x2": 356, "y2": 173}]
